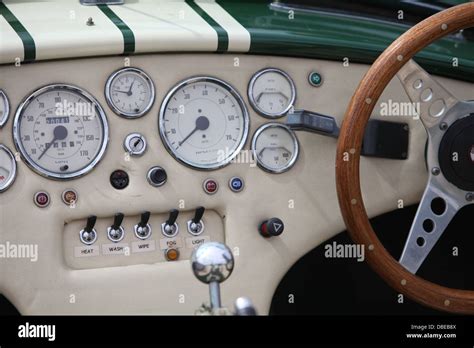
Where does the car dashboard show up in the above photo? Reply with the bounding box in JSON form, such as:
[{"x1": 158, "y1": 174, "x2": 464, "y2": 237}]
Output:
[{"x1": 0, "y1": 0, "x2": 473, "y2": 316}]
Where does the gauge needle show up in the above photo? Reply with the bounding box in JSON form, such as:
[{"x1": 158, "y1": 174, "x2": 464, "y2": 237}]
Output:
[
  {"x1": 258, "y1": 146, "x2": 292, "y2": 158},
  {"x1": 178, "y1": 116, "x2": 210, "y2": 147},
  {"x1": 38, "y1": 125, "x2": 68, "y2": 160},
  {"x1": 114, "y1": 81, "x2": 135, "y2": 96},
  {"x1": 113, "y1": 89, "x2": 129, "y2": 94},
  {"x1": 256, "y1": 92, "x2": 289, "y2": 103},
  {"x1": 127, "y1": 81, "x2": 135, "y2": 96}
]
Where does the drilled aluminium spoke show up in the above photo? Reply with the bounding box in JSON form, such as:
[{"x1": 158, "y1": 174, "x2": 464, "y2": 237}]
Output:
[
  {"x1": 399, "y1": 179, "x2": 465, "y2": 274},
  {"x1": 397, "y1": 59, "x2": 459, "y2": 130}
]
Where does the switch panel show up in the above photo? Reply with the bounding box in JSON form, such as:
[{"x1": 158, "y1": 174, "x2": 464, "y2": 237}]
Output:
[{"x1": 63, "y1": 209, "x2": 224, "y2": 270}]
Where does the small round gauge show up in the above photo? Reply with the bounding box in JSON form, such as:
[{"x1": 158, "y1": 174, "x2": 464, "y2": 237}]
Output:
[
  {"x1": 248, "y1": 68, "x2": 296, "y2": 118},
  {"x1": 159, "y1": 77, "x2": 249, "y2": 170},
  {"x1": 0, "y1": 144, "x2": 16, "y2": 192},
  {"x1": 13, "y1": 84, "x2": 109, "y2": 180},
  {"x1": 0, "y1": 90, "x2": 10, "y2": 128},
  {"x1": 252, "y1": 123, "x2": 299, "y2": 173},
  {"x1": 105, "y1": 67, "x2": 155, "y2": 118}
]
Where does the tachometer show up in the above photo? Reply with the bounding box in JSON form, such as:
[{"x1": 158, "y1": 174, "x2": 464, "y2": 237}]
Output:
[
  {"x1": 13, "y1": 84, "x2": 109, "y2": 180},
  {"x1": 159, "y1": 77, "x2": 249, "y2": 170},
  {"x1": 252, "y1": 123, "x2": 299, "y2": 173}
]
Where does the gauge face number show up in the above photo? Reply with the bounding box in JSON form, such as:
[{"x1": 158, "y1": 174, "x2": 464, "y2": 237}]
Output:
[
  {"x1": 106, "y1": 68, "x2": 154, "y2": 118},
  {"x1": 160, "y1": 79, "x2": 248, "y2": 169},
  {"x1": 15, "y1": 86, "x2": 107, "y2": 178},
  {"x1": 0, "y1": 90, "x2": 9, "y2": 127},
  {"x1": 0, "y1": 145, "x2": 16, "y2": 192},
  {"x1": 249, "y1": 69, "x2": 295, "y2": 118},
  {"x1": 253, "y1": 124, "x2": 298, "y2": 173}
]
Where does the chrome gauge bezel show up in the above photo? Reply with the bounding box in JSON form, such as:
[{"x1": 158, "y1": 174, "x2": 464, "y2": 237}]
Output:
[
  {"x1": 105, "y1": 67, "x2": 156, "y2": 119},
  {"x1": 13, "y1": 84, "x2": 109, "y2": 180},
  {"x1": 251, "y1": 122, "x2": 299, "y2": 174},
  {"x1": 248, "y1": 68, "x2": 297, "y2": 119},
  {"x1": 0, "y1": 90, "x2": 10, "y2": 128},
  {"x1": 0, "y1": 144, "x2": 17, "y2": 193},
  {"x1": 159, "y1": 76, "x2": 250, "y2": 170}
]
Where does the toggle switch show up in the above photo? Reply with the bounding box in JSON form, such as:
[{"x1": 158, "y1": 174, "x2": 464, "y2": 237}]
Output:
[
  {"x1": 107, "y1": 212, "x2": 125, "y2": 242},
  {"x1": 259, "y1": 217, "x2": 284, "y2": 238},
  {"x1": 161, "y1": 209, "x2": 179, "y2": 237},
  {"x1": 79, "y1": 215, "x2": 98, "y2": 245},
  {"x1": 187, "y1": 206, "x2": 205, "y2": 236},
  {"x1": 134, "y1": 211, "x2": 152, "y2": 240}
]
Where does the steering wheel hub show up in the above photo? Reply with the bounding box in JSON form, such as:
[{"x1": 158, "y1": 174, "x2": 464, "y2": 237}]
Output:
[{"x1": 439, "y1": 113, "x2": 474, "y2": 191}]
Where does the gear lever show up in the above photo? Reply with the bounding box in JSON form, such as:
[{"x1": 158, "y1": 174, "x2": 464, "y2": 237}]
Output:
[{"x1": 191, "y1": 242, "x2": 257, "y2": 315}]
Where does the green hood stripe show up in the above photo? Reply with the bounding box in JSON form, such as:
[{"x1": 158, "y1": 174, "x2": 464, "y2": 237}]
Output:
[
  {"x1": 0, "y1": 2, "x2": 36, "y2": 62},
  {"x1": 185, "y1": 0, "x2": 228, "y2": 53},
  {"x1": 97, "y1": 4, "x2": 135, "y2": 54}
]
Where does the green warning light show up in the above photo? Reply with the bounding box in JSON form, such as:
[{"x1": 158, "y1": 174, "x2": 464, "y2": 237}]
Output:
[{"x1": 309, "y1": 71, "x2": 323, "y2": 87}]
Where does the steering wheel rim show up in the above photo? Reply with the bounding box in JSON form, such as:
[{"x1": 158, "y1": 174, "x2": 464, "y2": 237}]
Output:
[{"x1": 336, "y1": 2, "x2": 474, "y2": 314}]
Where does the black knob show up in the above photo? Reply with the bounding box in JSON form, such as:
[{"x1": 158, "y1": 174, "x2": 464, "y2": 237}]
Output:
[
  {"x1": 112, "y1": 213, "x2": 125, "y2": 230},
  {"x1": 110, "y1": 170, "x2": 129, "y2": 190},
  {"x1": 259, "y1": 218, "x2": 284, "y2": 238},
  {"x1": 166, "y1": 209, "x2": 179, "y2": 226},
  {"x1": 139, "y1": 211, "x2": 151, "y2": 228},
  {"x1": 192, "y1": 206, "x2": 205, "y2": 224},
  {"x1": 85, "y1": 215, "x2": 97, "y2": 232},
  {"x1": 147, "y1": 166, "x2": 167, "y2": 187}
]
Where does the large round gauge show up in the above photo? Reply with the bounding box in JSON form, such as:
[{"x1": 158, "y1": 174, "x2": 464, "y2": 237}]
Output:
[
  {"x1": 0, "y1": 90, "x2": 10, "y2": 128},
  {"x1": 159, "y1": 77, "x2": 249, "y2": 170},
  {"x1": 105, "y1": 67, "x2": 155, "y2": 118},
  {"x1": 0, "y1": 144, "x2": 16, "y2": 192},
  {"x1": 252, "y1": 123, "x2": 299, "y2": 173},
  {"x1": 248, "y1": 68, "x2": 296, "y2": 118},
  {"x1": 13, "y1": 84, "x2": 109, "y2": 180}
]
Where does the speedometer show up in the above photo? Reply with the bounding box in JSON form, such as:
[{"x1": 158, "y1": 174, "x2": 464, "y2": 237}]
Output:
[
  {"x1": 13, "y1": 84, "x2": 108, "y2": 180},
  {"x1": 159, "y1": 77, "x2": 249, "y2": 170}
]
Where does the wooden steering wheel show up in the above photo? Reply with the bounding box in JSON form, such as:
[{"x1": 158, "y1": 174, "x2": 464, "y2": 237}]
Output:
[{"x1": 336, "y1": 2, "x2": 474, "y2": 313}]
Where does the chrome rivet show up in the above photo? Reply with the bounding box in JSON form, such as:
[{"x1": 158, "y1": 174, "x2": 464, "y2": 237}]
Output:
[{"x1": 431, "y1": 167, "x2": 440, "y2": 176}]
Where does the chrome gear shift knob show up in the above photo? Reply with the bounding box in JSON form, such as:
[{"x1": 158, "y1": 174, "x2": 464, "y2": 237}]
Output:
[
  {"x1": 191, "y1": 242, "x2": 234, "y2": 284},
  {"x1": 191, "y1": 242, "x2": 234, "y2": 310}
]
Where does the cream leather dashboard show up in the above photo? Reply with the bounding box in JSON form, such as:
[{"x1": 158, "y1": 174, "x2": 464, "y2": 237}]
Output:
[{"x1": 0, "y1": 53, "x2": 473, "y2": 315}]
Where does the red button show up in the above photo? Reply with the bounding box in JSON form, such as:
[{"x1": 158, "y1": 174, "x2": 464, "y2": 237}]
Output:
[
  {"x1": 34, "y1": 191, "x2": 50, "y2": 208},
  {"x1": 203, "y1": 179, "x2": 218, "y2": 195}
]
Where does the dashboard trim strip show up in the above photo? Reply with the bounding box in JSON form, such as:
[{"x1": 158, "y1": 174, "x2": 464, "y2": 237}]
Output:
[
  {"x1": 97, "y1": 4, "x2": 135, "y2": 54},
  {"x1": 0, "y1": 2, "x2": 35, "y2": 62}
]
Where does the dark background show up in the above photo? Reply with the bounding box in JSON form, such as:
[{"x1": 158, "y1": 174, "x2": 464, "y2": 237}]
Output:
[{"x1": 271, "y1": 203, "x2": 473, "y2": 315}]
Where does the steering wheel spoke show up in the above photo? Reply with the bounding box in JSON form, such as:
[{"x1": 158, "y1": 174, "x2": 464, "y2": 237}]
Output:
[
  {"x1": 399, "y1": 178, "x2": 465, "y2": 274},
  {"x1": 397, "y1": 59, "x2": 459, "y2": 129}
]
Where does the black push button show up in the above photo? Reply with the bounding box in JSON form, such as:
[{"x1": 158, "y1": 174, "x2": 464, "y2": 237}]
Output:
[
  {"x1": 110, "y1": 170, "x2": 129, "y2": 190},
  {"x1": 259, "y1": 218, "x2": 284, "y2": 238},
  {"x1": 147, "y1": 166, "x2": 167, "y2": 187}
]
